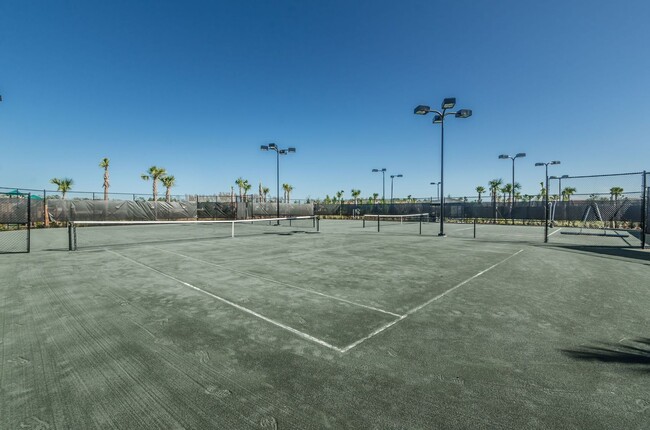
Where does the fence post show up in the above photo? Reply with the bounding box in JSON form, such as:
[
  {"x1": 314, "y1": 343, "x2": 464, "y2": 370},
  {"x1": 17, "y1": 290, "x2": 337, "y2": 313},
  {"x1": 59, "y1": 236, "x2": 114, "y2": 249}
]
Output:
[
  {"x1": 27, "y1": 193, "x2": 31, "y2": 253},
  {"x1": 642, "y1": 171, "x2": 647, "y2": 249}
]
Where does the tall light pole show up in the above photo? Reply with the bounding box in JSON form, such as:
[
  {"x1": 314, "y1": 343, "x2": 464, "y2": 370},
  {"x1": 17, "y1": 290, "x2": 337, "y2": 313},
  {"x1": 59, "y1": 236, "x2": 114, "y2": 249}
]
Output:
[
  {"x1": 261, "y1": 143, "x2": 296, "y2": 220},
  {"x1": 535, "y1": 160, "x2": 560, "y2": 242},
  {"x1": 549, "y1": 174, "x2": 569, "y2": 200},
  {"x1": 415, "y1": 98, "x2": 472, "y2": 236},
  {"x1": 390, "y1": 174, "x2": 403, "y2": 203},
  {"x1": 430, "y1": 181, "x2": 440, "y2": 203},
  {"x1": 499, "y1": 153, "x2": 526, "y2": 225},
  {"x1": 372, "y1": 168, "x2": 387, "y2": 203}
]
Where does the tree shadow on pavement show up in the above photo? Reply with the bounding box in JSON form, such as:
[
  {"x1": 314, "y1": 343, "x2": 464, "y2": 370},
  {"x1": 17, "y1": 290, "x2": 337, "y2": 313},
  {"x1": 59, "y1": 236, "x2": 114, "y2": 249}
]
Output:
[{"x1": 561, "y1": 338, "x2": 650, "y2": 372}]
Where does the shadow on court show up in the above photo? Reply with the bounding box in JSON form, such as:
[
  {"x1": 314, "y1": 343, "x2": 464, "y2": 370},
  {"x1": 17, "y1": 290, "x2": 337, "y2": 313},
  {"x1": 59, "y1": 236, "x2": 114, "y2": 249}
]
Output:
[
  {"x1": 549, "y1": 245, "x2": 650, "y2": 264},
  {"x1": 562, "y1": 338, "x2": 650, "y2": 372}
]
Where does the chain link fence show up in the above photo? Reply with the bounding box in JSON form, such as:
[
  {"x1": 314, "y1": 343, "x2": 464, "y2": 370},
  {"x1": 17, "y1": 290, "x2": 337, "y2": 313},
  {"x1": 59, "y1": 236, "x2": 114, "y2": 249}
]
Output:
[{"x1": 0, "y1": 193, "x2": 31, "y2": 253}]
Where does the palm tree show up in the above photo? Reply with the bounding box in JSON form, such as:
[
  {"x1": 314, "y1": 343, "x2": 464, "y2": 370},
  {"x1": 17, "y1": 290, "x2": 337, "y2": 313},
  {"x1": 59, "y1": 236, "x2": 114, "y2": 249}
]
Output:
[
  {"x1": 537, "y1": 181, "x2": 546, "y2": 201},
  {"x1": 562, "y1": 187, "x2": 576, "y2": 202},
  {"x1": 488, "y1": 179, "x2": 503, "y2": 206},
  {"x1": 243, "y1": 181, "x2": 252, "y2": 202},
  {"x1": 335, "y1": 190, "x2": 344, "y2": 204},
  {"x1": 235, "y1": 177, "x2": 248, "y2": 202},
  {"x1": 141, "y1": 166, "x2": 167, "y2": 201},
  {"x1": 324, "y1": 195, "x2": 332, "y2": 204},
  {"x1": 283, "y1": 183, "x2": 294, "y2": 203},
  {"x1": 262, "y1": 186, "x2": 270, "y2": 202},
  {"x1": 610, "y1": 186, "x2": 624, "y2": 203},
  {"x1": 99, "y1": 158, "x2": 110, "y2": 200},
  {"x1": 513, "y1": 182, "x2": 521, "y2": 204},
  {"x1": 501, "y1": 184, "x2": 512, "y2": 204},
  {"x1": 476, "y1": 186, "x2": 486, "y2": 203},
  {"x1": 372, "y1": 192, "x2": 379, "y2": 204},
  {"x1": 160, "y1": 175, "x2": 176, "y2": 203},
  {"x1": 50, "y1": 177, "x2": 74, "y2": 199},
  {"x1": 351, "y1": 189, "x2": 361, "y2": 205}
]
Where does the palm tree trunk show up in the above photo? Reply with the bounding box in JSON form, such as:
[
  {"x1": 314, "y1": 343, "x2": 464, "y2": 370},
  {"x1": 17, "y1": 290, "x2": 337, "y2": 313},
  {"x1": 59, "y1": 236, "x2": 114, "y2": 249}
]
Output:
[{"x1": 103, "y1": 169, "x2": 109, "y2": 201}]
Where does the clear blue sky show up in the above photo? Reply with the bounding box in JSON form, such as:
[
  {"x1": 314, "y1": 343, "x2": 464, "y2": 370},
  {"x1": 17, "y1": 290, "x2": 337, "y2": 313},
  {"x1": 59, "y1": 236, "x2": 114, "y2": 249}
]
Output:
[{"x1": 1, "y1": 0, "x2": 649, "y2": 200}]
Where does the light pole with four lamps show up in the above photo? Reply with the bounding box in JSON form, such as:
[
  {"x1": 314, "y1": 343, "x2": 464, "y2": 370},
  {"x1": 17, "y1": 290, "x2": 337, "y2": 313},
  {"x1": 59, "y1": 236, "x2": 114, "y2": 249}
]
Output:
[
  {"x1": 498, "y1": 153, "x2": 526, "y2": 225},
  {"x1": 260, "y1": 143, "x2": 296, "y2": 221},
  {"x1": 390, "y1": 174, "x2": 403, "y2": 203},
  {"x1": 372, "y1": 168, "x2": 387, "y2": 203},
  {"x1": 415, "y1": 98, "x2": 472, "y2": 236},
  {"x1": 535, "y1": 160, "x2": 561, "y2": 242}
]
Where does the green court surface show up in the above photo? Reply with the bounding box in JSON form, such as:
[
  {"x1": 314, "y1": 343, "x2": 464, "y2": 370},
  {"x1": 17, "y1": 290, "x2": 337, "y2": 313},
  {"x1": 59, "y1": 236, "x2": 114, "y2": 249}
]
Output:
[{"x1": 1, "y1": 219, "x2": 649, "y2": 429}]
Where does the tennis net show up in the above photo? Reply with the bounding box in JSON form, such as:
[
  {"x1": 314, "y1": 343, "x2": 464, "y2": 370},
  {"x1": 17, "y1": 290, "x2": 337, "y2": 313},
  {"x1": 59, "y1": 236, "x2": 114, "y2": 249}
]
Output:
[
  {"x1": 362, "y1": 213, "x2": 431, "y2": 233},
  {"x1": 68, "y1": 216, "x2": 319, "y2": 250}
]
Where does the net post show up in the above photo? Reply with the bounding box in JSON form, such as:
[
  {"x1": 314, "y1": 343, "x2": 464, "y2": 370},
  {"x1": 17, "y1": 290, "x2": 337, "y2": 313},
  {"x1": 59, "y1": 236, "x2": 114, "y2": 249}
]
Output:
[
  {"x1": 231, "y1": 221, "x2": 235, "y2": 238},
  {"x1": 316, "y1": 216, "x2": 320, "y2": 232},
  {"x1": 377, "y1": 215, "x2": 380, "y2": 232},
  {"x1": 419, "y1": 214, "x2": 422, "y2": 235},
  {"x1": 27, "y1": 193, "x2": 31, "y2": 253},
  {"x1": 474, "y1": 218, "x2": 477, "y2": 238},
  {"x1": 363, "y1": 217, "x2": 365, "y2": 228},
  {"x1": 68, "y1": 222, "x2": 73, "y2": 251},
  {"x1": 73, "y1": 224, "x2": 78, "y2": 250}
]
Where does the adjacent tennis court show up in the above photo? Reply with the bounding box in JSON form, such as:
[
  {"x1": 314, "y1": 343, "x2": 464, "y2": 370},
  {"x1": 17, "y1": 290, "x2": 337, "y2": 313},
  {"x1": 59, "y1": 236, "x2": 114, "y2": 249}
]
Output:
[{"x1": 2, "y1": 218, "x2": 649, "y2": 429}]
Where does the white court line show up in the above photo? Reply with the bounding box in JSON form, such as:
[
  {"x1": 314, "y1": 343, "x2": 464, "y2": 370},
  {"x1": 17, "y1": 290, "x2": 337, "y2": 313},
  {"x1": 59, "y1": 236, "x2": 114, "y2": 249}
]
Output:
[
  {"x1": 450, "y1": 226, "x2": 475, "y2": 233},
  {"x1": 153, "y1": 247, "x2": 401, "y2": 317},
  {"x1": 106, "y1": 249, "x2": 346, "y2": 353},
  {"x1": 548, "y1": 228, "x2": 562, "y2": 237},
  {"x1": 339, "y1": 249, "x2": 525, "y2": 352}
]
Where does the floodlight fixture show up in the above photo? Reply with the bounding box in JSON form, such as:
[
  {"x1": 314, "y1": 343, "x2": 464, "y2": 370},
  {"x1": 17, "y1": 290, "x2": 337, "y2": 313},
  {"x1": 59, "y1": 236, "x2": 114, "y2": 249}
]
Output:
[
  {"x1": 515, "y1": 152, "x2": 526, "y2": 158},
  {"x1": 442, "y1": 98, "x2": 456, "y2": 109},
  {"x1": 534, "y1": 162, "x2": 544, "y2": 167},
  {"x1": 288, "y1": 147, "x2": 296, "y2": 153},
  {"x1": 551, "y1": 160, "x2": 561, "y2": 165},
  {"x1": 455, "y1": 109, "x2": 472, "y2": 118},
  {"x1": 268, "y1": 143, "x2": 277, "y2": 150},
  {"x1": 260, "y1": 145, "x2": 269, "y2": 151},
  {"x1": 414, "y1": 105, "x2": 431, "y2": 115},
  {"x1": 499, "y1": 154, "x2": 509, "y2": 159}
]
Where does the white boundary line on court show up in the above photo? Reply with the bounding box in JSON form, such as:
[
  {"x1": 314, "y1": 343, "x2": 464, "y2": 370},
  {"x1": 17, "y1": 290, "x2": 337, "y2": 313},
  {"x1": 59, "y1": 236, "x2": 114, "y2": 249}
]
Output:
[
  {"x1": 548, "y1": 228, "x2": 562, "y2": 237},
  {"x1": 107, "y1": 248, "x2": 524, "y2": 354},
  {"x1": 152, "y1": 247, "x2": 401, "y2": 317},
  {"x1": 106, "y1": 249, "x2": 347, "y2": 353},
  {"x1": 338, "y1": 249, "x2": 525, "y2": 352}
]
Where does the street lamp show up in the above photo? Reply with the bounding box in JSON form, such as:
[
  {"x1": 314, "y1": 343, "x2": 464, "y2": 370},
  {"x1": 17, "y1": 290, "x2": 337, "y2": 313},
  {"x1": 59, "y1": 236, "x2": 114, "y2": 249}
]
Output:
[
  {"x1": 261, "y1": 143, "x2": 296, "y2": 220},
  {"x1": 372, "y1": 168, "x2": 387, "y2": 203},
  {"x1": 430, "y1": 181, "x2": 441, "y2": 203},
  {"x1": 390, "y1": 174, "x2": 403, "y2": 203},
  {"x1": 415, "y1": 98, "x2": 472, "y2": 236},
  {"x1": 549, "y1": 174, "x2": 570, "y2": 200},
  {"x1": 535, "y1": 160, "x2": 561, "y2": 242},
  {"x1": 499, "y1": 153, "x2": 526, "y2": 225}
]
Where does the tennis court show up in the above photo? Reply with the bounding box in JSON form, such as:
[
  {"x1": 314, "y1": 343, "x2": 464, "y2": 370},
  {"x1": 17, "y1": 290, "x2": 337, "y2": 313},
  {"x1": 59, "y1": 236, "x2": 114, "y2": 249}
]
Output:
[{"x1": 2, "y1": 218, "x2": 649, "y2": 429}]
